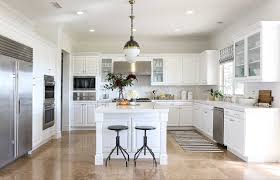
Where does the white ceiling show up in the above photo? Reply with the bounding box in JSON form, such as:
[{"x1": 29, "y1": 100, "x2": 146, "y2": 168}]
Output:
[{"x1": 2, "y1": 0, "x2": 264, "y2": 41}]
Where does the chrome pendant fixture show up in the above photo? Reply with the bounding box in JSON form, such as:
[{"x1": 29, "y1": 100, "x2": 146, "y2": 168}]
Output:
[{"x1": 123, "y1": 0, "x2": 140, "y2": 63}]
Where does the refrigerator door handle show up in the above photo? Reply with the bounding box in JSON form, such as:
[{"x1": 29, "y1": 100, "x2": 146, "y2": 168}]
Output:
[{"x1": 18, "y1": 99, "x2": 21, "y2": 114}]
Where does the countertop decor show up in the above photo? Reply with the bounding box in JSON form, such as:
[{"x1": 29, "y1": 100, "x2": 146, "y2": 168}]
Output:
[{"x1": 104, "y1": 73, "x2": 137, "y2": 105}]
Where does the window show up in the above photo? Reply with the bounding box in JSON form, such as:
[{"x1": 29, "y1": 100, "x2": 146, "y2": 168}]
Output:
[{"x1": 220, "y1": 62, "x2": 244, "y2": 95}]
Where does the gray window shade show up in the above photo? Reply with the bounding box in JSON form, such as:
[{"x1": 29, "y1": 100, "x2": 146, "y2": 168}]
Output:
[{"x1": 219, "y1": 45, "x2": 233, "y2": 64}]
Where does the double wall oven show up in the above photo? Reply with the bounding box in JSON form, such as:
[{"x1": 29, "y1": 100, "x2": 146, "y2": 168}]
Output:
[{"x1": 43, "y1": 75, "x2": 55, "y2": 130}]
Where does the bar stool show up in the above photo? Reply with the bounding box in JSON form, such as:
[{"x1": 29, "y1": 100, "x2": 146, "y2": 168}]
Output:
[
  {"x1": 105, "y1": 125, "x2": 130, "y2": 167},
  {"x1": 134, "y1": 126, "x2": 157, "y2": 167}
]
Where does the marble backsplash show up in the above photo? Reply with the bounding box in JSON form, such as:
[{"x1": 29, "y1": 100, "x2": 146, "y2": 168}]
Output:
[{"x1": 100, "y1": 76, "x2": 217, "y2": 100}]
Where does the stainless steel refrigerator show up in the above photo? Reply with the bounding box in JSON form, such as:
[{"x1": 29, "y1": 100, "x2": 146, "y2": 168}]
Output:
[{"x1": 0, "y1": 35, "x2": 33, "y2": 168}]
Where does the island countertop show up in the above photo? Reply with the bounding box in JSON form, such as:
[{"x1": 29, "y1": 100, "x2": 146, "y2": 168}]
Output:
[{"x1": 95, "y1": 102, "x2": 169, "y2": 113}]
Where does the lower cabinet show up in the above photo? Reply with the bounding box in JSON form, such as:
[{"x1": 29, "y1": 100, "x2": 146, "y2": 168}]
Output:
[
  {"x1": 155, "y1": 103, "x2": 193, "y2": 127},
  {"x1": 224, "y1": 109, "x2": 245, "y2": 155},
  {"x1": 71, "y1": 103, "x2": 97, "y2": 127},
  {"x1": 193, "y1": 103, "x2": 213, "y2": 138}
]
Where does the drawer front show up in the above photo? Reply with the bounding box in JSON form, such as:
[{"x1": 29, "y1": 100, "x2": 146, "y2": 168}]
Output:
[{"x1": 225, "y1": 109, "x2": 244, "y2": 119}]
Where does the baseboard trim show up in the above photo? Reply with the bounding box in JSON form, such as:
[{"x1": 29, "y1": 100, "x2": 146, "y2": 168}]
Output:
[{"x1": 167, "y1": 126, "x2": 194, "y2": 131}]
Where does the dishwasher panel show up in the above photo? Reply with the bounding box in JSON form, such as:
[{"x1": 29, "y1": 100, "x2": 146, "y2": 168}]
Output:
[{"x1": 213, "y1": 107, "x2": 224, "y2": 145}]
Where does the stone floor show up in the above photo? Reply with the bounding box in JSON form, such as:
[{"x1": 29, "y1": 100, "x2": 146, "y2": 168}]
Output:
[{"x1": 1, "y1": 131, "x2": 280, "y2": 180}]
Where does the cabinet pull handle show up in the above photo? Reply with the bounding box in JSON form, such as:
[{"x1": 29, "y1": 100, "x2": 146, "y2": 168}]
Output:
[{"x1": 229, "y1": 119, "x2": 235, "y2": 122}]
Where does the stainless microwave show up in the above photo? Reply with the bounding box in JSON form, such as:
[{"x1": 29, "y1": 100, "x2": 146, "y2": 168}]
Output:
[{"x1": 73, "y1": 76, "x2": 96, "y2": 91}]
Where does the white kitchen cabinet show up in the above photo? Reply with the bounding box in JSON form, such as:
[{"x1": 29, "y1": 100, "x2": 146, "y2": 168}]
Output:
[
  {"x1": 168, "y1": 107, "x2": 180, "y2": 126},
  {"x1": 179, "y1": 106, "x2": 193, "y2": 126},
  {"x1": 101, "y1": 59, "x2": 113, "y2": 82},
  {"x1": 71, "y1": 103, "x2": 97, "y2": 127},
  {"x1": 192, "y1": 103, "x2": 213, "y2": 138},
  {"x1": 72, "y1": 103, "x2": 84, "y2": 126},
  {"x1": 224, "y1": 109, "x2": 245, "y2": 155},
  {"x1": 72, "y1": 56, "x2": 99, "y2": 75},
  {"x1": 182, "y1": 54, "x2": 198, "y2": 84},
  {"x1": 234, "y1": 21, "x2": 280, "y2": 82},
  {"x1": 151, "y1": 58, "x2": 165, "y2": 85},
  {"x1": 198, "y1": 50, "x2": 219, "y2": 85},
  {"x1": 165, "y1": 57, "x2": 183, "y2": 85}
]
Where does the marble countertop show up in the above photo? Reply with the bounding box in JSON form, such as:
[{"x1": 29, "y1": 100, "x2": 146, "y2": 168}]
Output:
[
  {"x1": 193, "y1": 100, "x2": 279, "y2": 112},
  {"x1": 95, "y1": 102, "x2": 169, "y2": 113}
]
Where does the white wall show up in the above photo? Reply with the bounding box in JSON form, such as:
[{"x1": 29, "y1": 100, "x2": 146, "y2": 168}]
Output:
[
  {"x1": 0, "y1": 1, "x2": 62, "y2": 149},
  {"x1": 72, "y1": 36, "x2": 211, "y2": 54},
  {"x1": 210, "y1": 0, "x2": 280, "y2": 107}
]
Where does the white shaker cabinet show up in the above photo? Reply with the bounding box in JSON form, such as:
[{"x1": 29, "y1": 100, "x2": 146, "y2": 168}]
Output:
[
  {"x1": 198, "y1": 50, "x2": 219, "y2": 85},
  {"x1": 151, "y1": 58, "x2": 165, "y2": 85},
  {"x1": 179, "y1": 106, "x2": 193, "y2": 126},
  {"x1": 167, "y1": 107, "x2": 180, "y2": 126},
  {"x1": 165, "y1": 57, "x2": 183, "y2": 85},
  {"x1": 72, "y1": 56, "x2": 99, "y2": 75},
  {"x1": 182, "y1": 54, "x2": 198, "y2": 84},
  {"x1": 71, "y1": 103, "x2": 97, "y2": 127}
]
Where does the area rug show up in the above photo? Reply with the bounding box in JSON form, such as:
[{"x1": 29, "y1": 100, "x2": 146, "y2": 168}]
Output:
[{"x1": 169, "y1": 130, "x2": 224, "y2": 153}]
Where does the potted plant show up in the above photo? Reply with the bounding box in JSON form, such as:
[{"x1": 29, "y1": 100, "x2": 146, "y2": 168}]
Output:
[
  {"x1": 104, "y1": 73, "x2": 137, "y2": 105},
  {"x1": 208, "y1": 89, "x2": 215, "y2": 101},
  {"x1": 214, "y1": 90, "x2": 224, "y2": 101}
]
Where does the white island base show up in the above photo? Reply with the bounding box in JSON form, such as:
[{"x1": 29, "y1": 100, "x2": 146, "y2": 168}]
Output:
[{"x1": 94, "y1": 103, "x2": 169, "y2": 165}]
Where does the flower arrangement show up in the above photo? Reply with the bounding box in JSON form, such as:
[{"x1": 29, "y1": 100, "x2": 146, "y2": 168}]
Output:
[
  {"x1": 208, "y1": 89, "x2": 224, "y2": 101},
  {"x1": 104, "y1": 73, "x2": 137, "y2": 100}
]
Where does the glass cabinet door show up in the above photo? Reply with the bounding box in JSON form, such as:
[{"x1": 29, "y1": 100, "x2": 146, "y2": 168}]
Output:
[
  {"x1": 234, "y1": 40, "x2": 245, "y2": 78},
  {"x1": 152, "y1": 58, "x2": 164, "y2": 83},
  {"x1": 101, "y1": 59, "x2": 112, "y2": 82},
  {"x1": 247, "y1": 32, "x2": 261, "y2": 77}
]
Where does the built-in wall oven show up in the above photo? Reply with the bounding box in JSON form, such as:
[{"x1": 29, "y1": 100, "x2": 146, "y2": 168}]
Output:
[
  {"x1": 73, "y1": 76, "x2": 96, "y2": 101},
  {"x1": 43, "y1": 75, "x2": 55, "y2": 130}
]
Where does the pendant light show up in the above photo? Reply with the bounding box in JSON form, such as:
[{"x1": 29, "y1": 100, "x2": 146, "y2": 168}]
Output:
[{"x1": 123, "y1": 0, "x2": 140, "y2": 63}]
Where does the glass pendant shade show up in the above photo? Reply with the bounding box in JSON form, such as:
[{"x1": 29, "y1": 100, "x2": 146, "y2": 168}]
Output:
[{"x1": 123, "y1": 36, "x2": 140, "y2": 63}]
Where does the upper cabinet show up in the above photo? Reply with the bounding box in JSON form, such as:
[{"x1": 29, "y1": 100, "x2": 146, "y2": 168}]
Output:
[
  {"x1": 72, "y1": 56, "x2": 99, "y2": 75},
  {"x1": 151, "y1": 52, "x2": 219, "y2": 86},
  {"x1": 198, "y1": 50, "x2": 219, "y2": 85},
  {"x1": 101, "y1": 58, "x2": 113, "y2": 82},
  {"x1": 165, "y1": 56, "x2": 183, "y2": 85},
  {"x1": 151, "y1": 58, "x2": 165, "y2": 85},
  {"x1": 234, "y1": 21, "x2": 280, "y2": 82}
]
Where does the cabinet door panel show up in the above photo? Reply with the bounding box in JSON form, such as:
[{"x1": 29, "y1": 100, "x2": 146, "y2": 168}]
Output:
[
  {"x1": 179, "y1": 106, "x2": 193, "y2": 126},
  {"x1": 193, "y1": 105, "x2": 200, "y2": 128},
  {"x1": 85, "y1": 104, "x2": 96, "y2": 126},
  {"x1": 168, "y1": 107, "x2": 180, "y2": 126},
  {"x1": 165, "y1": 57, "x2": 182, "y2": 84},
  {"x1": 73, "y1": 56, "x2": 85, "y2": 74},
  {"x1": 234, "y1": 40, "x2": 246, "y2": 78},
  {"x1": 72, "y1": 104, "x2": 84, "y2": 126},
  {"x1": 85, "y1": 56, "x2": 98, "y2": 75},
  {"x1": 182, "y1": 55, "x2": 197, "y2": 84}
]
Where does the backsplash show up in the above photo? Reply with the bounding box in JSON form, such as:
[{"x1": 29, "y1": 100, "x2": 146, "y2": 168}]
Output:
[{"x1": 100, "y1": 76, "x2": 217, "y2": 100}]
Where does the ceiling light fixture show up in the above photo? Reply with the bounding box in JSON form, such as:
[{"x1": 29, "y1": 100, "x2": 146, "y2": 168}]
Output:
[
  {"x1": 89, "y1": 29, "x2": 95, "y2": 32},
  {"x1": 76, "y1": 11, "x2": 84, "y2": 15},
  {"x1": 123, "y1": 0, "x2": 140, "y2": 63},
  {"x1": 186, "y1": 10, "x2": 194, "y2": 15}
]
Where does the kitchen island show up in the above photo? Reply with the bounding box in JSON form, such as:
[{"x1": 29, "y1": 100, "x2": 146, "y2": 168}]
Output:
[{"x1": 94, "y1": 102, "x2": 169, "y2": 165}]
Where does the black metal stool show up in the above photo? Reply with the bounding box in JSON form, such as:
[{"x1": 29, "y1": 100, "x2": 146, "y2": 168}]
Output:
[
  {"x1": 134, "y1": 126, "x2": 157, "y2": 167},
  {"x1": 105, "y1": 125, "x2": 130, "y2": 167}
]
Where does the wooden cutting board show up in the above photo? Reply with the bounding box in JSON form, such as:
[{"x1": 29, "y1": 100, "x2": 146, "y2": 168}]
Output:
[{"x1": 258, "y1": 90, "x2": 273, "y2": 105}]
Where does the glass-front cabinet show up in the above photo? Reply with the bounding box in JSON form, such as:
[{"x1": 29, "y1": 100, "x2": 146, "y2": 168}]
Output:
[
  {"x1": 234, "y1": 31, "x2": 261, "y2": 79},
  {"x1": 234, "y1": 39, "x2": 245, "y2": 78},
  {"x1": 247, "y1": 32, "x2": 261, "y2": 77},
  {"x1": 101, "y1": 59, "x2": 112, "y2": 82},
  {"x1": 151, "y1": 58, "x2": 164, "y2": 84}
]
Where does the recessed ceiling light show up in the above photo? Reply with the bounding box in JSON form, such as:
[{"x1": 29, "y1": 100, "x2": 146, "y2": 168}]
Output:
[
  {"x1": 186, "y1": 10, "x2": 194, "y2": 15},
  {"x1": 175, "y1": 28, "x2": 181, "y2": 32},
  {"x1": 133, "y1": 28, "x2": 136, "y2": 32},
  {"x1": 89, "y1": 29, "x2": 95, "y2": 32},
  {"x1": 76, "y1": 11, "x2": 84, "y2": 15},
  {"x1": 217, "y1": 21, "x2": 224, "y2": 24}
]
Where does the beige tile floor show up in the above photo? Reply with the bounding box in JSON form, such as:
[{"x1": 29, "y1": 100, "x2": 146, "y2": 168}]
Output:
[{"x1": 1, "y1": 131, "x2": 280, "y2": 180}]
